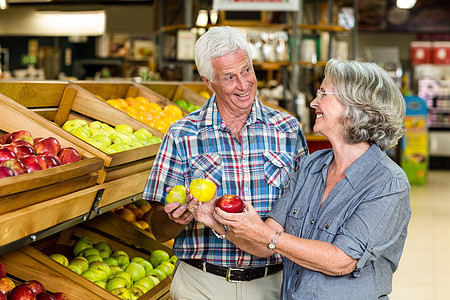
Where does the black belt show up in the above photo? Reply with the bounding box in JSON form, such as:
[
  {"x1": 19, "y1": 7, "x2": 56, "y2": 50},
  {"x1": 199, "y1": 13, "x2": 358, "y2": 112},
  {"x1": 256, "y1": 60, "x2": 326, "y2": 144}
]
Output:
[{"x1": 181, "y1": 259, "x2": 283, "y2": 282}]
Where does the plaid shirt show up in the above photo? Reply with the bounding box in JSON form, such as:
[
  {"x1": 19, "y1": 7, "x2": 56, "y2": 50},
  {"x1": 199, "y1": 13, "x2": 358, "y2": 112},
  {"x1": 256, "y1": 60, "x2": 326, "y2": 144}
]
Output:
[{"x1": 143, "y1": 95, "x2": 308, "y2": 268}]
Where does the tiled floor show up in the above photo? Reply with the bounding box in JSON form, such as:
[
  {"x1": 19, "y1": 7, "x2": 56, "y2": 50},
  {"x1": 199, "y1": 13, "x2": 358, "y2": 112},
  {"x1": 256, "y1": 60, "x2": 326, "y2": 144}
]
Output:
[{"x1": 390, "y1": 170, "x2": 450, "y2": 300}]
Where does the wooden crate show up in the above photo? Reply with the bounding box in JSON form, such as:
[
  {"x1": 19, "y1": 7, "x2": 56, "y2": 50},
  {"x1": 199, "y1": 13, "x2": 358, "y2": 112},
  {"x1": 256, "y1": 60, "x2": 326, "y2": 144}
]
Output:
[
  {"x1": 0, "y1": 223, "x2": 172, "y2": 300},
  {"x1": 0, "y1": 93, "x2": 105, "y2": 248},
  {"x1": 0, "y1": 80, "x2": 163, "y2": 173}
]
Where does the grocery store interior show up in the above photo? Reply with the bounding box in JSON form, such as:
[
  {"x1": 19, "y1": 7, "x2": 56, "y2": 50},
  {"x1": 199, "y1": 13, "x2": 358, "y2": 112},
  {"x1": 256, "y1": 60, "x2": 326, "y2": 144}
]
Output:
[{"x1": 0, "y1": 0, "x2": 449, "y2": 299}]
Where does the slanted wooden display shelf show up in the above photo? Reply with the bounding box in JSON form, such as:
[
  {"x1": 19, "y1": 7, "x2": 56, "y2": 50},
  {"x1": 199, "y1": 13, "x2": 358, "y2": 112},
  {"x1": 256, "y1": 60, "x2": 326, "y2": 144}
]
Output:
[
  {"x1": 0, "y1": 221, "x2": 172, "y2": 299},
  {"x1": 72, "y1": 81, "x2": 190, "y2": 116},
  {"x1": 0, "y1": 93, "x2": 104, "y2": 250},
  {"x1": 0, "y1": 80, "x2": 162, "y2": 183},
  {"x1": 140, "y1": 81, "x2": 208, "y2": 108}
]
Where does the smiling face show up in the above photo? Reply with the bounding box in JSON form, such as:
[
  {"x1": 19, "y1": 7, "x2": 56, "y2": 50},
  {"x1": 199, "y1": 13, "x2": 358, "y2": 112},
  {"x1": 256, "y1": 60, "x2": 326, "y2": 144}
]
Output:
[
  {"x1": 203, "y1": 49, "x2": 257, "y2": 117},
  {"x1": 310, "y1": 78, "x2": 346, "y2": 140}
]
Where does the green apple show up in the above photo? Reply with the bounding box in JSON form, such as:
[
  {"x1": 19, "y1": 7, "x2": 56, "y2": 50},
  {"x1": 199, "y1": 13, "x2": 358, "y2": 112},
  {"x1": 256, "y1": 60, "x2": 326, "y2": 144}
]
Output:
[
  {"x1": 74, "y1": 119, "x2": 89, "y2": 127},
  {"x1": 127, "y1": 141, "x2": 143, "y2": 149},
  {"x1": 134, "y1": 276, "x2": 155, "y2": 291},
  {"x1": 81, "y1": 269, "x2": 101, "y2": 282},
  {"x1": 148, "y1": 275, "x2": 160, "y2": 286},
  {"x1": 92, "y1": 134, "x2": 112, "y2": 147},
  {"x1": 89, "y1": 127, "x2": 109, "y2": 137},
  {"x1": 110, "y1": 287, "x2": 132, "y2": 300},
  {"x1": 73, "y1": 237, "x2": 94, "y2": 256},
  {"x1": 114, "y1": 271, "x2": 132, "y2": 288},
  {"x1": 95, "y1": 241, "x2": 113, "y2": 258},
  {"x1": 103, "y1": 257, "x2": 118, "y2": 266},
  {"x1": 71, "y1": 127, "x2": 91, "y2": 140},
  {"x1": 103, "y1": 126, "x2": 117, "y2": 136},
  {"x1": 108, "y1": 265, "x2": 124, "y2": 279},
  {"x1": 111, "y1": 135, "x2": 123, "y2": 145},
  {"x1": 49, "y1": 253, "x2": 69, "y2": 266},
  {"x1": 131, "y1": 257, "x2": 153, "y2": 273},
  {"x1": 169, "y1": 255, "x2": 178, "y2": 265},
  {"x1": 133, "y1": 128, "x2": 153, "y2": 140},
  {"x1": 70, "y1": 256, "x2": 89, "y2": 273},
  {"x1": 67, "y1": 264, "x2": 83, "y2": 274},
  {"x1": 166, "y1": 185, "x2": 187, "y2": 205},
  {"x1": 108, "y1": 143, "x2": 126, "y2": 153},
  {"x1": 156, "y1": 261, "x2": 174, "y2": 277},
  {"x1": 148, "y1": 136, "x2": 162, "y2": 145},
  {"x1": 89, "y1": 261, "x2": 111, "y2": 279},
  {"x1": 88, "y1": 121, "x2": 103, "y2": 129},
  {"x1": 86, "y1": 138, "x2": 105, "y2": 149},
  {"x1": 125, "y1": 262, "x2": 146, "y2": 283},
  {"x1": 112, "y1": 132, "x2": 132, "y2": 144},
  {"x1": 85, "y1": 254, "x2": 103, "y2": 264},
  {"x1": 62, "y1": 120, "x2": 81, "y2": 132},
  {"x1": 79, "y1": 248, "x2": 100, "y2": 258},
  {"x1": 111, "y1": 250, "x2": 130, "y2": 267},
  {"x1": 129, "y1": 285, "x2": 145, "y2": 299},
  {"x1": 149, "y1": 250, "x2": 170, "y2": 268},
  {"x1": 94, "y1": 281, "x2": 107, "y2": 289},
  {"x1": 106, "y1": 277, "x2": 128, "y2": 292},
  {"x1": 146, "y1": 268, "x2": 167, "y2": 282},
  {"x1": 115, "y1": 124, "x2": 134, "y2": 134}
]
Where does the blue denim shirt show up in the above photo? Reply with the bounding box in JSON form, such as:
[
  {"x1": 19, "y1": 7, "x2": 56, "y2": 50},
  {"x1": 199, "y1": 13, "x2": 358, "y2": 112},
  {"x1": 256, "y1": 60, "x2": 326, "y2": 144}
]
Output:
[{"x1": 267, "y1": 144, "x2": 411, "y2": 299}]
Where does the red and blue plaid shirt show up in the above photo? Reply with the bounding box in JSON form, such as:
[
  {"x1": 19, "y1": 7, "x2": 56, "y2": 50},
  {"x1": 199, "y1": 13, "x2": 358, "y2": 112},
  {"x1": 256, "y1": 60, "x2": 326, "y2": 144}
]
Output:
[{"x1": 143, "y1": 95, "x2": 308, "y2": 268}]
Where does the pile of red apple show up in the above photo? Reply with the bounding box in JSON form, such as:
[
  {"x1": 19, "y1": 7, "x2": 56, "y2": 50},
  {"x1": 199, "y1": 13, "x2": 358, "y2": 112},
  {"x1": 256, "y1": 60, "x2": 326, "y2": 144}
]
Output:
[
  {"x1": 0, "y1": 260, "x2": 69, "y2": 300},
  {"x1": 0, "y1": 130, "x2": 81, "y2": 179}
]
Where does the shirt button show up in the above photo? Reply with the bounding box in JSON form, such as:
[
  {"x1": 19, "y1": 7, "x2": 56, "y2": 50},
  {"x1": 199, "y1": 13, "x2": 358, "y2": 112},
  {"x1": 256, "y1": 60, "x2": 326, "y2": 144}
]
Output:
[
  {"x1": 296, "y1": 270, "x2": 300, "y2": 275},
  {"x1": 244, "y1": 187, "x2": 249, "y2": 191},
  {"x1": 310, "y1": 219, "x2": 314, "y2": 224},
  {"x1": 325, "y1": 224, "x2": 330, "y2": 229},
  {"x1": 293, "y1": 209, "x2": 297, "y2": 214}
]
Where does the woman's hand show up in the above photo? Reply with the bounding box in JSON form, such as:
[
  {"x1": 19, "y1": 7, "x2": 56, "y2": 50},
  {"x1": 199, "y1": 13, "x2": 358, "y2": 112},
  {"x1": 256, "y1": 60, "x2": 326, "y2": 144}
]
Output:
[{"x1": 214, "y1": 201, "x2": 266, "y2": 242}]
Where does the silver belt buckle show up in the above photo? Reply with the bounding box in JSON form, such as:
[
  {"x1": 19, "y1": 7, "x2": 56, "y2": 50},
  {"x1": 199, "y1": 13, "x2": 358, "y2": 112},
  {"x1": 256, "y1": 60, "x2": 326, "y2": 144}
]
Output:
[{"x1": 226, "y1": 268, "x2": 245, "y2": 282}]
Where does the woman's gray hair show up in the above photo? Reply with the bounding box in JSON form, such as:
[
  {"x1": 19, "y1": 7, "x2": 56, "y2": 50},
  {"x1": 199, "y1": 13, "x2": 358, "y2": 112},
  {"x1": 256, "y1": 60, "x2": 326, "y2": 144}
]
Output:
[
  {"x1": 325, "y1": 58, "x2": 406, "y2": 151},
  {"x1": 194, "y1": 26, "x2": 253, "y2": 82}
]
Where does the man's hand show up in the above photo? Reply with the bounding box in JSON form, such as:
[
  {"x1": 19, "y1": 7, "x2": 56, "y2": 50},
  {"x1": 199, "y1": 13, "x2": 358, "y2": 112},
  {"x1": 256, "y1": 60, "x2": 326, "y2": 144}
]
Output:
[{"x1": 164, "y1": 186, "x2": 193, "y2": 225}]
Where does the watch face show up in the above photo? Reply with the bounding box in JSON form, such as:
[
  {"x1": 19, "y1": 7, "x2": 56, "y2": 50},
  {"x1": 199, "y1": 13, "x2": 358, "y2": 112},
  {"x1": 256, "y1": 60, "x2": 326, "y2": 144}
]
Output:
[{"x1": 268, "y1": 243, "x2": 275, "y2": 250}]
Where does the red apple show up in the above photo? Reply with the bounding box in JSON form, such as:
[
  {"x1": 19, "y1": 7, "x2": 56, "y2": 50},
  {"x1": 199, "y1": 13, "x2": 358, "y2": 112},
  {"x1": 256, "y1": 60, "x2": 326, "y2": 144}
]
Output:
[
  {"x1": 16, "y1": 145, "x2": 36, "y2": 159},
  {"x1": 0, "y1": 133, "x2": 10, "y2": 144},
  {"x1": 11, "y1": 140, "x2": 34, "y2": 148},
  {"x1": 35, "y1": 156, "x2": 48, "y2": 170},
  {"x1": 0, "y1": 148, "x2": 17, "y2": 163},
  {"x1": 0, "y1": 291, "x2": 5, "y2": 300},
  {"x1": 0, "y1": 166, "x2": 15, "y2": 178},
  {"x1": 0, "y1": 159, "x2": 27, "y2": 175},
  {"x1": 0, "y1": 144, "x2": 19, "y2": 157},
  {"x1": 33, "y1": 137, "x2": 45, "y2": 144},
  {"x1": 36, "y1": 293, "x2": 56, "y2": 300},
  {"x1": 0, "y1": 277, "x2": 15, "y2": 297},
  {"x1": 0, "y1": 261, "x2": 6, "y2": 278},
  {"x1": 50, "y1": 292, "x2": 69, "y2": 300},
  {"x1": 34, "y1": 137, "x2": 61, "y2": 156},
  {"x1": 6, "y1": 130, "x2": 34, "y2": 146},
  {"x1": 42, "y1": 155, "x2": 61, "y2": 169},
  {"x1": 216, "y1": 194, "x2": 244, "y2": 213},
  {"x1": 58, "y1": 147, "x2": 81, "y2": 165},
  {"x1": 21, "y1": 155, "x2": 43, "y2": 173},
  {"x1": 9, "y1": 285, "x2": 36, "y2": 300},
  {"x1": 21, "y1": 280, "x2": 45, "y2": 296}
]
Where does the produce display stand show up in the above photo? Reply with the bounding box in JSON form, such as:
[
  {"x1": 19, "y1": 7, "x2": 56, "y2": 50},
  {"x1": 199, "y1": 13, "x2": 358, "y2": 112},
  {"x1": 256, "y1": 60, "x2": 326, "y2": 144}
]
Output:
[
  {"x1": 0, "y1": 93, "x2": 104, "y2": 253},
  {"x1": 0, "y1": 222, "x2": 172, "y2": 299},
  {"x1": 0, "y1": 80, "x2": 161, "y2": 213}
]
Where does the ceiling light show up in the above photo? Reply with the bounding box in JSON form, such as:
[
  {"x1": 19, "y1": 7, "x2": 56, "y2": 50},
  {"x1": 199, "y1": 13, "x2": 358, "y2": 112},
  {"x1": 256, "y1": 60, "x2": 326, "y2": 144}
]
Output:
[
  {"x1": 396, "y1": 0, "x2": 417, "y2": 9},
  {"x1": 0, "y1": 0, "x2": 7, "y2": 10},
  {"x1": 196, "y1": 10, "x2": 208, "y2": 27}
]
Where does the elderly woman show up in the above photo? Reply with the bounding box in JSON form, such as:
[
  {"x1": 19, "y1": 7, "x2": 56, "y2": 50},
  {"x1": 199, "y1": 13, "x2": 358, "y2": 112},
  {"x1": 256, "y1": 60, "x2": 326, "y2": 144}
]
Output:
[{"x1": 189, "y1": 59, "x2": 411, "y2": 299}]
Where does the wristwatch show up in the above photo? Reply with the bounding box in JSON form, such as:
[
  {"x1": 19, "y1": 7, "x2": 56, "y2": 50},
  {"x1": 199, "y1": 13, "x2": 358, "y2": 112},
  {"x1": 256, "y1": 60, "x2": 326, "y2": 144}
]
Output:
[{"x1": 267, "y1": 230, "x2": 282, "y2": 250}]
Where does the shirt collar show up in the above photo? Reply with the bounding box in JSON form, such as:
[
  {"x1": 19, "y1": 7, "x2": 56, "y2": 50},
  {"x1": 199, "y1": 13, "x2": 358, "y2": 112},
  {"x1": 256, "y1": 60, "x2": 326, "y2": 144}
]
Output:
[
  {"x1": 197, "y1": 94, "x2": 270, "y2": 130},
  {"x1": 310, "y1": 144, "x2": 385, "y2": 189}
]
